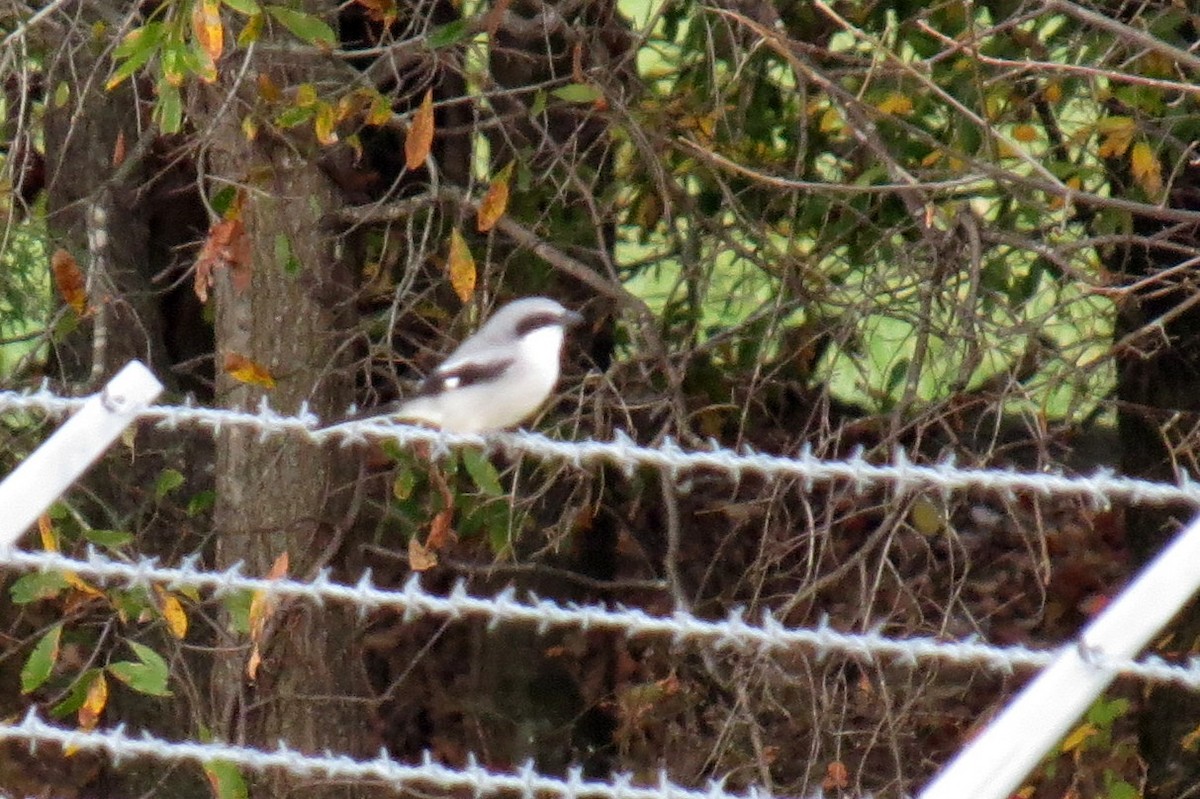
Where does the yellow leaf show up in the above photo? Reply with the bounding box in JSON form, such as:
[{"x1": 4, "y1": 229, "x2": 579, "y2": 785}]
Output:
[
  {"x1": 64, "y1": 573, "x2": 104, "y2": 600},
  {"x1": 366, "y1": 92, "x2": 393, "y2": 126},
  {"x1": 446, "y1": 228, "x2": 476, "y2": 304},
  {"x1": 1011, "y1": 124, "x2": 1038, "y2": 142},
  {"x1": 223, "y1": 353, "x2": 276, "y2": 389},
  {"x1": 52, "y1": 249, "x2": 88, "y2": 315},
  {"x1": 1043, "y1": 81, "x2": 1062, "y2": 103},
  {"x1": 38, "y1": 514, "x2": 58, "y2": 552},
  {"x1": 1096, "y1": 117, "x2": 1135, "y2": 158},
  {"x1": 909, "y1": 497, "x2": 944, "y2": 536},
  {"x1": 477, "y1": 161, "x2": 514, "y2": 232},
  {"x1": 819, "y1": 106, "x2": 843, "y2": 134},
  {"x1": 78, "y1": 672, "x2": 108, "y2": 731},
  {"x1": 295, "y1": 83, "x2": 317, "y2": 108},
  {"x1": 408, "y1": 535, "x2": 437, "y2": 571},
  {"x1": 248, "y1": 552, "x2": 288, "y2": 643},
  {"x1": 313, "y1": 102, "x2": 338, "y2": 145},
  {"x1": 1061, "y1": 723, "x2": 1097, "y2": 753},
  {"x1": 192, "y1": 0, "x2": 223, "y2": 62},
  {"x1": 241, "y1": 114, "x2": 259, "y2": 141},
  {"x1": 405, "y1": 89, "x2": 434, "y2": 170},
  {"x1": 875, "y1": 92, "x2": 913, "y2": 116},
  {"x1": 920, "y1": 149, "x2": 943, "y2": 167},
  {"x1": 1131, "y1": 141, "x2": 1163, "y2": 197},
  {"x1": 155, "y1": 586, "x2": 188, "y2": 640}
]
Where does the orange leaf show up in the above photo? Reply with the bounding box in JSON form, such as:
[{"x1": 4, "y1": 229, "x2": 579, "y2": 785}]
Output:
[
  {"x1": 408, "y1": 535, "x2": 438, "y2": 571},
  {"x1": 155, "y1": 586, "x2": 188, "y2": 640},
  {"x1": 192, "y1": 0, "x2": 224, "y2": 65},
  {"x1": 477, "y1": 161, "x2": 514, "y2": 232},
  {"x1": 52, "y1": 249, "x2": 87, "y2": 315},
  {"x1": 822, "y1": 761, "x2": 849, "y2": 791},
  {"x1": 1131, "y1": 141, "x2": 1163, "y2": 197},
  {"x1": 1011, "y1": 124, "x2": 1038, "y2": 142},
  {"x1": 446, "y1": 228, "x2": 476, "y2": 304},
  {"x1": 193, "y1": 216, "x2": 252, "y2": 302},
  {"x1": 426, "y1": 508, "x2": 457, "y2": 551},
  {"x1": 257, "y1": 73, "x2": 281, "y2": 103},
  {"x1": 78, "y1": 672, "x2": 108, "y2": 731},
  {"x1": 223, "y1": 352, "x2": 277, "y2": 389},
  {"x1": 404, "y1": 89, "x2": 434, "y2": 170}
]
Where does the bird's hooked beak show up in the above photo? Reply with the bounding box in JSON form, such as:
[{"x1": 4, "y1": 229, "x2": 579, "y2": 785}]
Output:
[{"x1": 561, "y1": 309, "x2": 585, "y2": 328}]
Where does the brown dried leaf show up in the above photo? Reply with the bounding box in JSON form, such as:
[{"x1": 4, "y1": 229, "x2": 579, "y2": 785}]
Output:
[
  {"x1": 404, "y1": 89, "x2": 434, "y2": 170},
  {"x1": 52, "y1": 249, "x2": 87, "y2": 315},
  {"x1": 426, "y1": 508, "x2": 456, "y2": 551},
  {"x1": 112, "y1": 130, "x2": 126, "y2": 167},
  {"x1": 408, "y1": 535, "x2": 438, "y2": 571},
  {"x1": 193, "y1": 216, "x2": 252, "y2": 302}
]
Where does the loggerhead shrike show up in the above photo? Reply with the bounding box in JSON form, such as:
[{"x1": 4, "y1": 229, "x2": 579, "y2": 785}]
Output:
[{"x1": 382, "y1": 296, "x2": 583, "y2": 433}]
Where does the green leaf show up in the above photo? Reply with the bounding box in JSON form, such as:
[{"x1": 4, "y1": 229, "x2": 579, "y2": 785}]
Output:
[
  {"x1": 107, "y1": 641, "x2": 172, "y2": 697},
  {"x1": 266, "y1": 5, "x2": 335, "y2": 47},
  {"x1": 428, "y1": 19, "x2": 470, "y2": 49},
  {"x1": 1087, "y1": 696, "x2": 1131, "y2": 726},
  {"x1": 223, "y1": 590, "x2": 254, "y2": 635},
  {"x1": 205, "y1": 761, "x2": 249, "y2": 799},
  {"x1": 52, "y1": 668, "x2": 104, "y2": 718},
  {"x1": 188, "y1": 490, "x2": 216, "y2": 516},
  {"x1": 112, "y1": 22, "x2": 164, "y2": 60},
  {"x1": 275, "y1": 104, "x2": 313, "y2": 128},
  {"x1": 155, "y1": 82, "x2": 183, "y2": 134},
  {"x1": 529, "y1": 89, "x2": 547, "y2": 116},
  {"x1": 461, "y1": 448, "x2": 503, "y2": 495},
  {"x1": 21, "y1": 624, "x2": 62, "y2": 693},
  {"x1": 222, "y1": 0, "x2": 261, "y2": 14},
  {"x1": 10, "y1": 571, "x2": 71, "y2": 604},
  {"x1": 274, "y1": 234, "x2": 300, "y2": 273},
  {"x1": 393, "y1": 466, "x2": 418, "y2": 501},
  {"x1": 85, "y1": 529, "x2": 134, "y2": 549},
  {"x1": 551, "y1": 83, "x2": 602, "y2": 104},
  {"x1": 155, "y1": 468, "x2": 185, "y2": 499},
  {"x1": 211, "y1": 185, "x2": 239, "y2": 216}
]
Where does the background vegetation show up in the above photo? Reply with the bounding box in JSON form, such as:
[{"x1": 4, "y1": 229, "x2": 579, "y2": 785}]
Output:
[{"x1": 2, "y1": 0, "x2": 1200, "y2": 797}]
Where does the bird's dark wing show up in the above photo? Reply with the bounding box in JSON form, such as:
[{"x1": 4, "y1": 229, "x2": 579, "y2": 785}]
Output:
[{"x1": 413, "y1": 355, "x2": 515, "y2": 397}]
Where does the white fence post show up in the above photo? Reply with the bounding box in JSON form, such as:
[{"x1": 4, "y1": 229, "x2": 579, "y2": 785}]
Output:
[
  {"x1": 0, "y1": 361, "x2": 162, "y2": 549},
  {"x1": 919, "y1": 510, "x2": 1200, "y2": 799}
]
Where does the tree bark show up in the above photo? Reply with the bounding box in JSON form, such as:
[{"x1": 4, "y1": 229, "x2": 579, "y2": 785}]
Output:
[{"x1": 193, "y1": 22, "x2": 372, "y2": 799}]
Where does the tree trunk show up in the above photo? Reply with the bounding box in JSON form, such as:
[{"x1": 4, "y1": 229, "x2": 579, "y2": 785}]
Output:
[{"x1": 193, "y1": 20, "x2": 372, "y2": 799}]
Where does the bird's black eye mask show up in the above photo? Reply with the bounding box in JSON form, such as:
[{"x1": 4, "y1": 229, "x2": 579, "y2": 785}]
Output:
[{"x1": 514, "y1": 311, "x2": 569, "y2": 338}]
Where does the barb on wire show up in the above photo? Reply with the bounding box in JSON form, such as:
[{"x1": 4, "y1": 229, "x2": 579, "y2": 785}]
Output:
[
  {"x1": 0, "y1": 709, "x2": 827, "y2": 799},
  {"x1": 4, "y1": 548, "x2": 1200, "y2": 689},
  {"x1": 2, "y1": 386, "x2": 1199, "y2": 507}
]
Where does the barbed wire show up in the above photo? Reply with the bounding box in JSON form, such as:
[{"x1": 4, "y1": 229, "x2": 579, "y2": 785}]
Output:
[
  {"x1": 0, "y1": 709, "x2": 837, "y2": 799},
  {"x1": 4, "y1": 548, "x2": 1199, "y2": 689},
  {"x1": 3, "y1": 386, "x2": 1200, "y2": 507}
]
